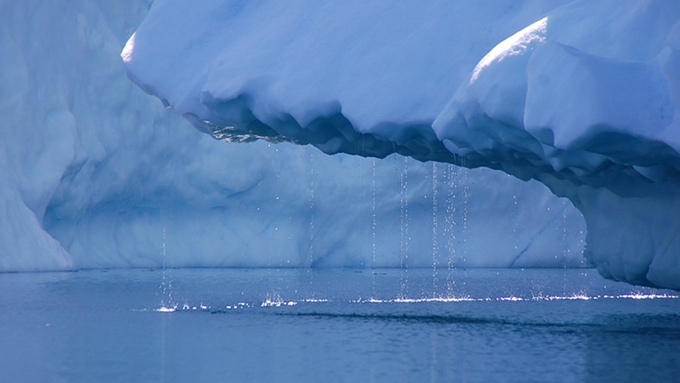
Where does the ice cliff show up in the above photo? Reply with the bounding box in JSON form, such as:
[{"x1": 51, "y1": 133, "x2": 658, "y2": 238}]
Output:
[
  {"x1": 123, "y1": 0, "x2": 680, "y2": 289},
  {"x1": 0, "y1": 0, "x2": 584, "y2": 272}
]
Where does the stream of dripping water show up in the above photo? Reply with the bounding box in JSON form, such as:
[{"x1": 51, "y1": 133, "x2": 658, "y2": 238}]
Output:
[
  {"x1": 309, "y1": 150, "x2": 315, "y2": 265},
  {"x1": 159, "y1": 225, "x2": 173, "y2": 311},
  {"x1": 308, "y1": 149, "x2": 315, "y2": 296},
  {"x1": 432, "y1": 162, "x2": 439, "y2": 298},
  {"x1": 399, "y1": 156, "x2": 409, "y2": 299},
  {"x1": 562, "y1": 198, "x2": 569, "y2": 267},
  {"x1": 513, "y1": 193, "x2": 519, "y2": 253},
  {"x1": 371, "y1": 158, "x2": 377, "y2": 298},
  {"x1": 445, "y1": 164, "x2": 457, "y2": 296},
  {"x1": 462, "y1": 168, "x2": 469, "y2": 267},
  {"x1": 272, "y1": 146, "x2": 283, "y2": 295}
]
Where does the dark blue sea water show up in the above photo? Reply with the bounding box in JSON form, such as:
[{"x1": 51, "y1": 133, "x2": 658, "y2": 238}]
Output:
[{"x1": 1, "y1": 268, "x2": 678, "y2": 383}]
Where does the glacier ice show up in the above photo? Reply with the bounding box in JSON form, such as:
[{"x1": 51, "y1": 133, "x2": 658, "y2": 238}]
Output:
[
  {"x1": 0, "y1": 0, "x2": 584, "y2": 272},
  {"x1": 123, "y1": 0, "x2": 680, "y2": 289}
]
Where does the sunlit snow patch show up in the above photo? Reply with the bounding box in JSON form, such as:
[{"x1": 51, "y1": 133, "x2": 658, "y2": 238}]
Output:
[
  {"x1": 121, "y1": 32, "x2": 135, "y2": 63},
  {"x1": 470, "y1": 17, "x2": 547, "y2": 84}
]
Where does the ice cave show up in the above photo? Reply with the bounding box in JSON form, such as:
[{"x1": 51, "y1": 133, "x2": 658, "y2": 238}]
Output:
[{"x1": 123, "y1": 0, "x2": 680, "y2": 289}]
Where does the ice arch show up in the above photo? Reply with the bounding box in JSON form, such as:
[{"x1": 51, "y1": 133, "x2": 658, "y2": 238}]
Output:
[
  {"x1": 0, "y1": 0, "x2": 585, "y2": 272},
  {"x1": 123, "y1": 0, "x2": 680, "y2": 289}
]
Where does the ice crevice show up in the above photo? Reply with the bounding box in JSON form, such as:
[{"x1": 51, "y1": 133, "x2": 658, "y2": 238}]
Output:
[
  {"x1": 123, "y1": 0, "x2": 680, "y2": 289},
  {"x1": 507, "y1": 221, "x2": 553, "y2": 269}
]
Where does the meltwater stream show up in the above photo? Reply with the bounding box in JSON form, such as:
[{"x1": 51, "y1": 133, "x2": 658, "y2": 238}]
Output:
[{"x1": 1, "y1": 268, "x2": 679, "y2": 383}]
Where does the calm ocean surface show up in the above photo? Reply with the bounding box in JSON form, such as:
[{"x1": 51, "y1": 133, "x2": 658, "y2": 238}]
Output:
[{"x1": 1, "y1": 268, "x2": 679, "y2": 383}]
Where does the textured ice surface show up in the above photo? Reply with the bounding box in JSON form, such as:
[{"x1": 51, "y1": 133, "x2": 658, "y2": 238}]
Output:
[
  {"x1": 124, "y1": 0, "x2": 680, "y2": 289},
  {"x1": 0, "y1": 0, "x2": 584, "y2": 272}
]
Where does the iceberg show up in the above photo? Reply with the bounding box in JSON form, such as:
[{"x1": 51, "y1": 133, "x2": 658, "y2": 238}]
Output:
[
  {"x1": 123, "y1": 0, "x2": 680, "y2": 289},
  {"x1": 0, "y1": 0, "x2": 584, "y2": 272}
]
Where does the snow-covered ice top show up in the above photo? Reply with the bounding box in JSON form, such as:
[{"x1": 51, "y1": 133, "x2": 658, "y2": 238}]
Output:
[
  {"x1": 123, "y1": 0, "x2": 569, "y2": 159},
  {"x1": 124, "y1": 0, "x2": 680, "y2": 180},
  {"x1": 123, "y1": 0, "x2": 680, "y2": 290}
]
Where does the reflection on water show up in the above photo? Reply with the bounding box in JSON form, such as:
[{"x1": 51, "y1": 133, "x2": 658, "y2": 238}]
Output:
[{"x1": 0, "y1": 268, "x2": 679, "y2": 383}]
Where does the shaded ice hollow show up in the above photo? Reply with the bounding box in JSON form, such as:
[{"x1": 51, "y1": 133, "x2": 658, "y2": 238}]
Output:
[{"x1": 122, "y1": 0, "x2": 680, "y2": 289}]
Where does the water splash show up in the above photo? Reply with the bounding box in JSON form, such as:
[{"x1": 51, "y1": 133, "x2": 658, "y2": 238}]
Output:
[
  {"x1": 152, "y1": 291, "x2": 680, "y2": 314},
  {"x1": 356, "y1": 293, "x2": 679, "y2": 304},
  {"x1": 155, "y1": 302, "x2": 250, "y2": 313},
  {"x1": 262, "y1": 292, "x2": 298, "y2": 307}
]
